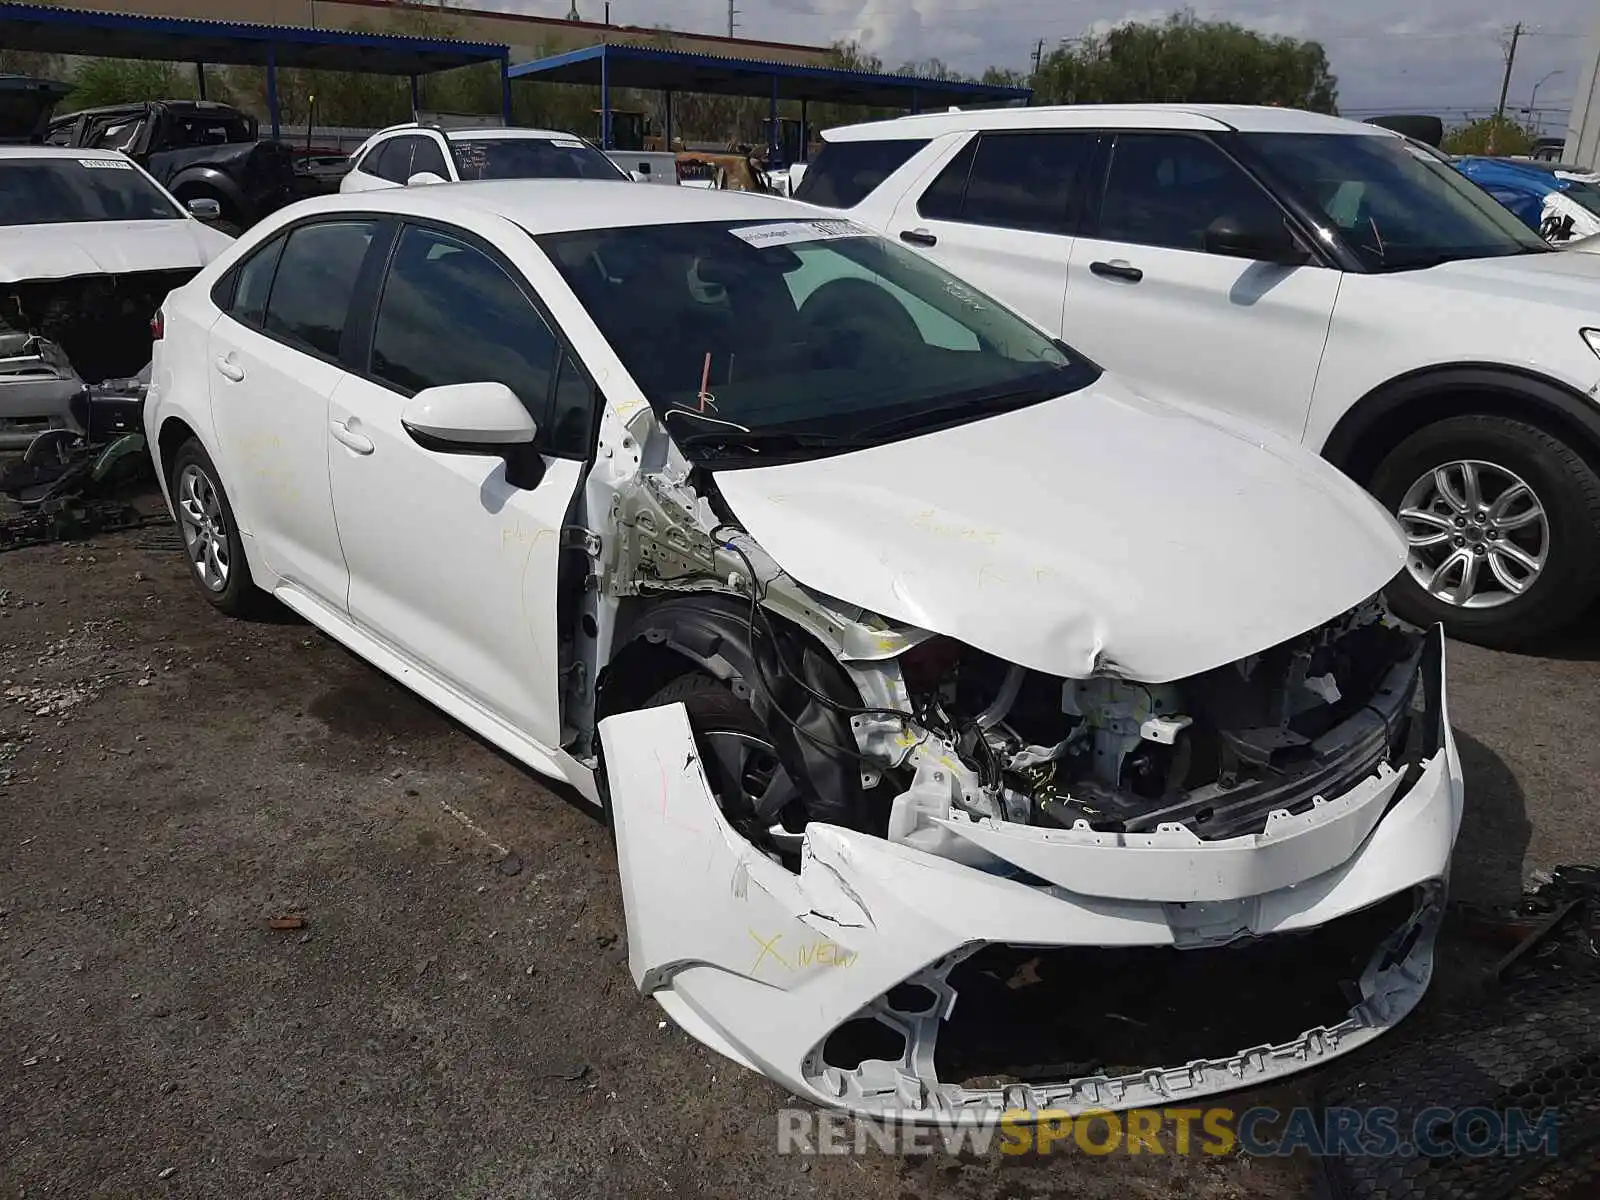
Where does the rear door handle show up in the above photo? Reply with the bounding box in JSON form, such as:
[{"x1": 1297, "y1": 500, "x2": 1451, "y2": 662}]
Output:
[
  {"x1": 331, "y1": 419, "x2": 374, "y2": 455},
  {"x1": 899, "y1": 228, "x2": 938, "y2": 247},
  {"x1": 1089, "y1": 260, "x2": 1143, "y2": 283},
  {"x1": 213, "y1": 355, "x2": 245, "y2": 382}
]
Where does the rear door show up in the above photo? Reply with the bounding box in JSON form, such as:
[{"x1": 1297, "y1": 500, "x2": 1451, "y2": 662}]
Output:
[
  {"x1": 1061, "y1": 131, "x2": 1341, "y2": 440},
  {"x1": 885, "y1": 130, "x2": 1097, "y2": 334},
  {"x1": 325, "y1": 218, "x2": 595, "y2": 752},
  {"x1": 205, "y1": 216, "x2": 377, "y2": 605}
]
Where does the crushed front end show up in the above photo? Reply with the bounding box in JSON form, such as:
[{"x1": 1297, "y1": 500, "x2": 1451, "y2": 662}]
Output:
[{"x1": 598, "y1": 562, "x2": 1460, "y2": 1120}]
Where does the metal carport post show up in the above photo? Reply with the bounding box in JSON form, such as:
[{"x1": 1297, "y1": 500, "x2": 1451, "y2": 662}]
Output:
[{"x1": 266, "y1": 44, "x2": 279, "y2": 139}]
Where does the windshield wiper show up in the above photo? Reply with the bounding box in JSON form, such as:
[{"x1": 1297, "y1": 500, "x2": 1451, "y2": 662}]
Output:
[
  {"x1": 674, "y1": 428, "x2": 867, "y2": 457},
  {"x1": 852, "y1": 384, "x2": 1061, "y2": 441}
]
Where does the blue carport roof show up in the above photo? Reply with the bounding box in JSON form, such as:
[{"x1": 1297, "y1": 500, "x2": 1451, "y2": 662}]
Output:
[
  {"x1": 0, "y1": 3, "x2": 509, "y2": 74},
  {"x1": 510, "y1": 43, "x2": 1032, "y2": 109}
]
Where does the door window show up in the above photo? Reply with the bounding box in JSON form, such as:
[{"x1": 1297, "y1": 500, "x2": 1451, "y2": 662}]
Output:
[
  {"x1": 410, "y1": 135, "x2": 451, "y2": 180},
  {"x1": 229, "y1": 233, "x2": 286, "y2": 327},
  {"x1": 261, "y1": 220, "x2": 377, "y2": 358},
  {"x1": 919, "y1": 132, "x2": 1092, "y2": 234},
  {"x1": 1097, "y1": 133, "x2": 1286, "y2": 252},
  {"x1": 371, "y1": 224, "x2": 583, "y2": 454},
  {"x1": 367, "y1": 137, "x2": 417, "y2": 184}
]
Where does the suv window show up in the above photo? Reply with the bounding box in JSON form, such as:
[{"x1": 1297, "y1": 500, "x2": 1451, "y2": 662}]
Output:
[
  {"x1": 410, "y1": 135, "x2": 451, "y2": 180},
  {"x1": 262, "y1": 220, "x2": 377, "y2": 358},
  {"x1": 793, "y1": 138, "x2": 928, "y2": 209},
  {"x1": 918, "y1": 132, "x2": 1093, "y2": 233},
  {"x1": 371, "y1": 224, "x2": 573, "y2": 450},
  {"x1": 1097, "y1": 133, "x2": 1285, "y2": 253},
  {"x1": 367, "y1": 137, "x2": 415, "y2": 184}
]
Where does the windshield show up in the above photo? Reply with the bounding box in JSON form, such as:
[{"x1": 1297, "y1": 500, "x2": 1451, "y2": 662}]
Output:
[
  {"x1": 1239, "y1": 132, "x2": 1549, "y2": 271},
  {"x1": 450, "y1": 137, "x2": 626, "y2": 182},
  {"x1": 0, "y1": 158, "x2": 182, "y2": 225},
  {"x1": 538, "y1": 218, "x2": 1096, "y2": 465},
  {"x1": 1557, "y1": 181, "x2": 1600, "y2": 219}
]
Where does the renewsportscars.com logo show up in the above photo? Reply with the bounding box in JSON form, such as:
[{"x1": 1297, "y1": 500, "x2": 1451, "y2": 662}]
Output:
[{"x1": 776, "y1": 1105, "x2": 1563, "y2": 1158}]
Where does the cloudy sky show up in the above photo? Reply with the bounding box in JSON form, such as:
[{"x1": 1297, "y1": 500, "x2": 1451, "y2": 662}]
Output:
[{"x1": 498, "y1": 0, "x2": 1597, "y2": 132}]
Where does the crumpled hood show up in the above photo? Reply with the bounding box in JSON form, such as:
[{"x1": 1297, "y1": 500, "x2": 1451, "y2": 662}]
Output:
[
  {"x1": 0, "y1": 218, "x2": 229, "y2": 283},
  {"x1": 713, "y1": 378, "x2": 1406, "y2": 682}
]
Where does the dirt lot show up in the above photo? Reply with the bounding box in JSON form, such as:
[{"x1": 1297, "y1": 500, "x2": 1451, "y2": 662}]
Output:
[{"x1": 2, "y1": 516, "x2": 1597, "y2": 1199}]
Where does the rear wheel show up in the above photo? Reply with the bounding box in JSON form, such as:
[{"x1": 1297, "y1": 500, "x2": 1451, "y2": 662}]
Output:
[
  {"x1": 1370, "y1": 414, "x2": 1600, "y2": 648},
  {"x1": 168, "y1": 439, "x2": 265, "y2": 617}
]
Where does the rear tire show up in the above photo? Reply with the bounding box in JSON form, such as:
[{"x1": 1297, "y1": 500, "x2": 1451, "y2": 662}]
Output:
[
  {"x1": 1370, "y1": 414, "x2": 1600, "y2": 648},
  {"x1": 168, "y1": 438, "x2": 266, "y2": 617}
]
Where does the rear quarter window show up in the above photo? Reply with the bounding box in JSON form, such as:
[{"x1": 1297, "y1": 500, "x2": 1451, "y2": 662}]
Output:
[{"x1": 793, "y1": 138, "x2": 928, "y2": 209}]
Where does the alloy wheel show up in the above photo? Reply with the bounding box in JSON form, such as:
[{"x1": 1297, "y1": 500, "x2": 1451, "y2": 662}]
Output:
[
  {"x1": 1397, "y1": 459, "x2": 1549, "y2": 609},
  {"x1": 696, "y1": 727, "x2": 804, "y2": 856},
  {"x1": 175, "y1": 462, "x2": 231, "y2": 592}
]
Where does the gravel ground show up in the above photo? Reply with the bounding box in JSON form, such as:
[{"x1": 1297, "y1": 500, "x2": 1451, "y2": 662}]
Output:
[{"x1": 1, "y1": 516, "x2": 1596, "y2": 1200}]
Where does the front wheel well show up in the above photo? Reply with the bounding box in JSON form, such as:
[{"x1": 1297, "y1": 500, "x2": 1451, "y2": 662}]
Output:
[{"x1": 1324, "y1": 368, "x2": 1600, "y2": 486}]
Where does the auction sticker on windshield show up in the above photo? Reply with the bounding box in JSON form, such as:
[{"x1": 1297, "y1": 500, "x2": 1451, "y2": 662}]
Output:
[
  {"x1": 730, "y1": 218, "x2": 869, "y2": 247},
  {"x1": 78, "y1": 158, "x2": 133, "y2": 170}
]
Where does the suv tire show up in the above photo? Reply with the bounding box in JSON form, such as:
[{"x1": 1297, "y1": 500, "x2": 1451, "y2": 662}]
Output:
[{"x1": 1370, "y1": 413, "x2": 1600, "y2": 648}]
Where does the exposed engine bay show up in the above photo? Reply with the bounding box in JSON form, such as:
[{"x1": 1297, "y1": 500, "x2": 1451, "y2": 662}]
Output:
[
  {"x1": 1, "y1": 271, "x2": 182, "y2": 541},
  {"x1": 1, "y1": 268, "x2": 193, "y2": 384},
  {"x1": 586, "y1": 410, "x2": 1426, "y2": 865}
]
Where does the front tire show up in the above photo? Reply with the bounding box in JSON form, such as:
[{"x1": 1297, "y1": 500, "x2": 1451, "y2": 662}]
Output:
[
  {"x1": 168, "y1": 439, "x2": 264, "y2": 617},
  {"x1": 640, "y1": 673, "x2": 808, "y2": 862},
  {"x1": 1370, "y1": 414, "x2": 1600, "y2": 648}
]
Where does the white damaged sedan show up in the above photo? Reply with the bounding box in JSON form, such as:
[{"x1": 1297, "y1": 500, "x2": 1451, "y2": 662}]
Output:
[{"x1": 143, "y1": 181, "x2": 1461, "y2": 1121}]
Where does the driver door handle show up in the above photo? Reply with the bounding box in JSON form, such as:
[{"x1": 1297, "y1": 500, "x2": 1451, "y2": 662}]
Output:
[
  {"x1": 899, "y1": 228, "x2": 938, "y2": 247},
  {"x1": 1089, "y1": 259, "x2": 1143, "y2": 283},
  {"x1": 331, "y1": 419, "x2": 374, "y2": 455},
  {"x1": 214, "y1": 355, "x2": 245, "y2": 382}
]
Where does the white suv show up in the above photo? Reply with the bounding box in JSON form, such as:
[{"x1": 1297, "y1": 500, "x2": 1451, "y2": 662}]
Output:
[
  {"x1": 341, "y1": 122, "x2": 630, "y2": 191},
  {"x1": 797, "y1": 104, "x2": 1600, "y2": 648}
]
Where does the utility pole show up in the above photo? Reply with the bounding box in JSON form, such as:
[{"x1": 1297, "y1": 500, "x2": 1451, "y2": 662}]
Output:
[
  {"x1": 1031, "y1": 38, "x2": 1045, "y2": 78},
  {"x1": 727, "y1": 0, "x2": 738, "y2": 38},
  {"x1": 1495, "y1": 22, "x2": 1522, "y2": 121}
]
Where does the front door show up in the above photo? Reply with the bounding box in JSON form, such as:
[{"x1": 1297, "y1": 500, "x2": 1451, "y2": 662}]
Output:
[
  {"x1": 326, "y1": 220, "x2": 594, "y2": 751},
  {"x1": 1062, "y1": 131, "x2": 1342, "y2": 442}
]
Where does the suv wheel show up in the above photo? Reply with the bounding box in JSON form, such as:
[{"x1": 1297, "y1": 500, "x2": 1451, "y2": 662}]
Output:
[
  {"x1": 169, "y1": 439, "x2": 264, "y2": 617},
  {"x1": 1370, "y1": 414, "x2": 1600, "y2": 648}
]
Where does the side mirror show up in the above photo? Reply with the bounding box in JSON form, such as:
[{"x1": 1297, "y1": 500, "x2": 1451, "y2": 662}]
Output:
[
  {"x1": 400, "y1": 381, "x2": 545, "y2": 489},
  {"x1": 407, "y1": 171, "x2": 447, "y2": 186},
  {"x1": 186, "y1": 197, "x2": 222, "y2": 221},
  {"x1": 1203, "y1": 216, "x2": 1309, "y2": 265}
]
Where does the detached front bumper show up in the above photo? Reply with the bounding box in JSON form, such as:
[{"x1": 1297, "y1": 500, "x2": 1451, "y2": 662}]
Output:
[{"x1": 598, "y1": 627, "x2": 1462, "y2": 1121}]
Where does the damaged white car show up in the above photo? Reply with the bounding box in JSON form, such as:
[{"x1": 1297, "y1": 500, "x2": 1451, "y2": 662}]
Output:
[
  {"x1": 145, "y1": 183, "x2": 1462, "y2": 1121},
  {"x1": 0, "y1": 145, "x2": 233, "y2": 450}
]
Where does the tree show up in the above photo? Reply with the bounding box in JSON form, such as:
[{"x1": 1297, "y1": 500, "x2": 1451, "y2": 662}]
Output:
[
  {"x1": 1442, "y1": 114, "x2": 1537, "y2": 157},
  {"x1": 68, "y1": 59, "x2": 197, "y2": 109},
  {"x1": 1034, "y1": 9, "x2": 1338, "y2": 113}
]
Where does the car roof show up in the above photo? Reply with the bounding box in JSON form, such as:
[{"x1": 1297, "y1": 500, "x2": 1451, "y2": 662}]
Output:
[
  {"x1": 285, "y1": 178, "x2": 812, "y2": 234},
  {"x1": 822, "y1": 103, "x2": 1390, "y2": 141},
  {"x1": 0, "y1": 144, "x2": 133, "y2": 161},
  {"x1": 443, "y1": 128, "x2": 587, "y2": 142}
]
